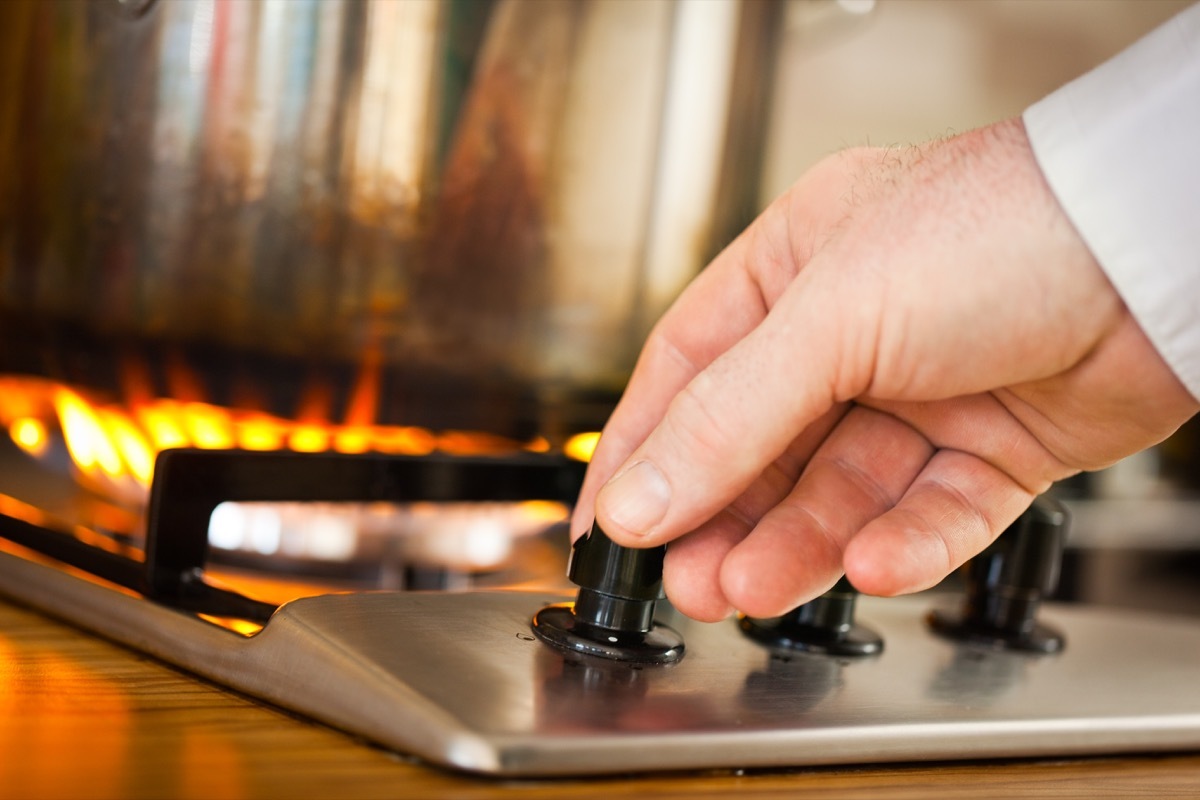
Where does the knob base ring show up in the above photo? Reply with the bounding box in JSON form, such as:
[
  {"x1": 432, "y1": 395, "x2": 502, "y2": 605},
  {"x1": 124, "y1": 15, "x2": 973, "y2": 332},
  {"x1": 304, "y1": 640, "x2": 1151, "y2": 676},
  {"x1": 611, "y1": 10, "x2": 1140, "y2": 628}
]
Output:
[
  {"x1": 927, "y1": 609, "x2": 1065, "y2": 654},
  {"x1": 738, "y1": 615, "x2": 884, "y2": 657},
  {"x1": 532, "y1": 603, "x2": 685, "y2": 664}
]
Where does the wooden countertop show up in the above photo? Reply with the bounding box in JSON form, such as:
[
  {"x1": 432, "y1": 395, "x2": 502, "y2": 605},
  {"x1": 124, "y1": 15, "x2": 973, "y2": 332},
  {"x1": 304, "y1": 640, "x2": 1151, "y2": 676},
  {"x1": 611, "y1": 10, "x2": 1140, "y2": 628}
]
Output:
[{"x1": 2, "y1": 597, "x2": 1198, "y2": 799}]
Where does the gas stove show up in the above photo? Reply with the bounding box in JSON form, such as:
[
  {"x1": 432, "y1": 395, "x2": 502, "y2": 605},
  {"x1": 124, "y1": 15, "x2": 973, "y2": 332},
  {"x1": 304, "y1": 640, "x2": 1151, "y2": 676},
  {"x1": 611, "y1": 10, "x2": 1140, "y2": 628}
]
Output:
[{"x1": 1, "y1": 444, "x2": 1199, "y2": 777}]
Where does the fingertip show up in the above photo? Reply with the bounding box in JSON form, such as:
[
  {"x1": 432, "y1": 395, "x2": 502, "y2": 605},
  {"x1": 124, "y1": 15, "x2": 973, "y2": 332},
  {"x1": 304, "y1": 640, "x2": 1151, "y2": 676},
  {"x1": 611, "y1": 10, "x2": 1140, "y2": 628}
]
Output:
[
  {"x1": 720, "y1": 581, "x2": 789, "y2": 620},
  {"x1": 715, "y1": 506, "x2": 847, "y2": 618},
  {"x1": 718, "y1": 546, "x2": 828, "y2": 620},
  {"x1": 664, "y1": 586, "x2": 734, "y2": 624},
  {"x1": 842, "y1": 524, "x2": 947, "y2": 597},
  {"x1": 841, "y1": 541, "x2": 901, "y2": 597},
  {"x1": 661, "y1": 522, "x2": 741, "y2": 622},
  {"x1": 718, "y1": 550, "x2": 777, "y2": 618}
]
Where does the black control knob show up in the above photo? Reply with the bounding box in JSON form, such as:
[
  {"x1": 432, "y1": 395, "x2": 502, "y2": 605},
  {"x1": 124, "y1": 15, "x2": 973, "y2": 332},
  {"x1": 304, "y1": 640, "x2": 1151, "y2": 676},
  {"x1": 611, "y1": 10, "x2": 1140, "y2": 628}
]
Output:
[
  {"x1": 739, "y1": 576, "x2": 883, "y2": 656},
  {"x1": 927, "y1": 495, "x2": 1068, "y2": 653},
  {"x1": 531, "y1": 521, "x2": 684, "y2": 664}
]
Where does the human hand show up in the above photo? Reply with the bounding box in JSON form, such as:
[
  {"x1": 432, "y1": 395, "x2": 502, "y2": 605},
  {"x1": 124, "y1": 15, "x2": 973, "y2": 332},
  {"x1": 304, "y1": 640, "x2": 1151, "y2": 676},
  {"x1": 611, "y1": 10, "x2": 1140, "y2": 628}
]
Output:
[{"x1": 571, "y1": 118, "x2": 1199, "y2": 622}]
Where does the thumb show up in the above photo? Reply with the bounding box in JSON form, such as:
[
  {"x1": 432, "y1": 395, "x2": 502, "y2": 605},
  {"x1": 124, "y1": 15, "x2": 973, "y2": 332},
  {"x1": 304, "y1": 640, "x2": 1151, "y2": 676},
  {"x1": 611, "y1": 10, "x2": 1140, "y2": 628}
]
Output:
[{"x1": 594, "y1": 263, "x2": 873, "y2": 547}]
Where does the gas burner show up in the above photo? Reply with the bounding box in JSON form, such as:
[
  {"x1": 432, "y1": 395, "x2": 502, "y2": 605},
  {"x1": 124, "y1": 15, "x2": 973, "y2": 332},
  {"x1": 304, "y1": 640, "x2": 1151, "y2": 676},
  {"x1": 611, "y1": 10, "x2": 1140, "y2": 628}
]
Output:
[
  {"x1": 206, "y1": 499, "x2": 568, "y2": 585},
  {"x1": 0, "y1": 448, "x2": 586, "y2": 622}
]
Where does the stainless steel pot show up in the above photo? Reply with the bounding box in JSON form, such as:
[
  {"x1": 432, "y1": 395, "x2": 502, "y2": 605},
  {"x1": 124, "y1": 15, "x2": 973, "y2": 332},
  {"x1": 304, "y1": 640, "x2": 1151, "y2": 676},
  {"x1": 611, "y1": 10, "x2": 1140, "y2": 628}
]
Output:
[{"x1": 0, "y1": 0, "x2": 780, "y2": 434}]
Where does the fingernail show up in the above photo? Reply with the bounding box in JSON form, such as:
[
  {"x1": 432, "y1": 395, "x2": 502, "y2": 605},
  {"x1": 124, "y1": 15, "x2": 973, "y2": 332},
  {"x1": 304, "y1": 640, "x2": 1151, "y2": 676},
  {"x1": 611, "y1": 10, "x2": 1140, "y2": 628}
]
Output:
[{"x1": 597, "y1": 460, "x2": 671, "y2": 536}]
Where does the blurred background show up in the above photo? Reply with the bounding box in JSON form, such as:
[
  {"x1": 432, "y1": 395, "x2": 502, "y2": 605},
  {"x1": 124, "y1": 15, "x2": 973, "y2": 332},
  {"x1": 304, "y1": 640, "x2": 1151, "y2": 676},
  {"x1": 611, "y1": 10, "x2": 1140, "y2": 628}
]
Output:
[{"x1": 763, "y1": 0, "x2": 1191, "y2": 198}]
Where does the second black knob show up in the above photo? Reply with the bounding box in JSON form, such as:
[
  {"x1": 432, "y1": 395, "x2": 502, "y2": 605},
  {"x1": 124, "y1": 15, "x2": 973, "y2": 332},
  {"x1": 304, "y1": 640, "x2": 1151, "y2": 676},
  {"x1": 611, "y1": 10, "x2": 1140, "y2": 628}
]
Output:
[{"x1": 739, "y1": 576, "x2": 883, "y2": 657}]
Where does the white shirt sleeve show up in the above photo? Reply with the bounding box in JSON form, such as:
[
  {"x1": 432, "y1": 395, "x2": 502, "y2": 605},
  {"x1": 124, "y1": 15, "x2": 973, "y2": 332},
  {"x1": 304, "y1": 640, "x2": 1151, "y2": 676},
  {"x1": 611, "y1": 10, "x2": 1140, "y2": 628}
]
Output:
[{"x1": 1023, "y1": 2, "x2": 1200, "y2": 402}]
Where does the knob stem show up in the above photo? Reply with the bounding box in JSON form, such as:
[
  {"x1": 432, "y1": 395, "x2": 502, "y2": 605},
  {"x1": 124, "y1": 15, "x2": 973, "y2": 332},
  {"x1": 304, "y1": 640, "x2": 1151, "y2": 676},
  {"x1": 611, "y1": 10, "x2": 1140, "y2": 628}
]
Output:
[
  {"x1": 531, "y1": 522, "x2": 684, "y2": 664},
  {"x1": 572, "y1": 588, "x2": 656, "y2": 634}
]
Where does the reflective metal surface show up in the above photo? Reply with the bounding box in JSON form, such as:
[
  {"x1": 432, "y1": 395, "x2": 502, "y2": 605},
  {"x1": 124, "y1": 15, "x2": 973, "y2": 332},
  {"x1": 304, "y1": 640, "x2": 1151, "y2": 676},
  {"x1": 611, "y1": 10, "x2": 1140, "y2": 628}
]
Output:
[
  {"x1": 0, "y1": 0, "x2": 780, "y2": 417},
  {"x1": 3, "y1": 550, "x2": 1199, "y2": 776}
]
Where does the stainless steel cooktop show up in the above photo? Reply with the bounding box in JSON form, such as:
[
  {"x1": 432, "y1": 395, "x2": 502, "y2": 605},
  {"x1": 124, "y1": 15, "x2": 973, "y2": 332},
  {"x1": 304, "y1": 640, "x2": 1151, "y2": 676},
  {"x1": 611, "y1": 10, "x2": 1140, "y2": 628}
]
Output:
[{"x1": 3, "y1": 548, "x2": 1199, "y2": 777}]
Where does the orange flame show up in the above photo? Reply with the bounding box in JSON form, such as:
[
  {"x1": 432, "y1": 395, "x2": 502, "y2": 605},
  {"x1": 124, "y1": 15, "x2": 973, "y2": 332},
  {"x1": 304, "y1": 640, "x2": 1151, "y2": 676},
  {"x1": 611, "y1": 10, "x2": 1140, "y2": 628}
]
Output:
[
  {"x1": 564, "y1": 431, "x2": 600, "y2": 463},
  {"x1": 54, "y1": 389, "x2": 125, "y2": 479},
  {"x1": 8, "y1": 418, "x2": 47, "y2": 457},
  {"x1": 96, "y1": 409, "x2": 154, "y2": 486},
  {"x1": 0, "y1": 371, "x2": 597, "y2": 497}
]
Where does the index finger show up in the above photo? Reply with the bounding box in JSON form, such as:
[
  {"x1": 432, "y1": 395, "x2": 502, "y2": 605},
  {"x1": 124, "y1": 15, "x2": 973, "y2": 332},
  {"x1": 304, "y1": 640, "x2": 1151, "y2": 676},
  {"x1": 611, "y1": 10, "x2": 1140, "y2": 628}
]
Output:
[
  {"x1": 572, "y1": 152, "x2": 868, "y2": 538},
  {"x1": 570, "y1": 228, "x2": 773, "y2": 538}
]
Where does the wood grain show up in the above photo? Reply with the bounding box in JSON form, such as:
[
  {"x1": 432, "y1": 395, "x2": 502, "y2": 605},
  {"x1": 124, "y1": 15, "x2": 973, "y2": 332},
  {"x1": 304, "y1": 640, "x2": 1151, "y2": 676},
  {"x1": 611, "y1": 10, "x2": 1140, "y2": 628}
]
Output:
[{"x1": 1, "y1": 598, "x2": 1197, "y2": 799}]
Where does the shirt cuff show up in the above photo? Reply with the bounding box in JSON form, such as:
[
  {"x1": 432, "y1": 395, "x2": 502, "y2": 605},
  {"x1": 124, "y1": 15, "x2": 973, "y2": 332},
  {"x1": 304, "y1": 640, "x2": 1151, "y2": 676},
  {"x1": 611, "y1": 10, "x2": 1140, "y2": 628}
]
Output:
[{"x1": 1023, "y1": 3, "x2": 1200, "y2": 402}]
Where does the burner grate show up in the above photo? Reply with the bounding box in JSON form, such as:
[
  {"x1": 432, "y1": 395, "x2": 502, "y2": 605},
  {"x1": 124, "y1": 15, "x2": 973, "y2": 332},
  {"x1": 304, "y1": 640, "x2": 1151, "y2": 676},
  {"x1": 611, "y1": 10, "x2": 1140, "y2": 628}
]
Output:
[{"x1": 0, "y1": 449, "x2": 585, "y2": 623}]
